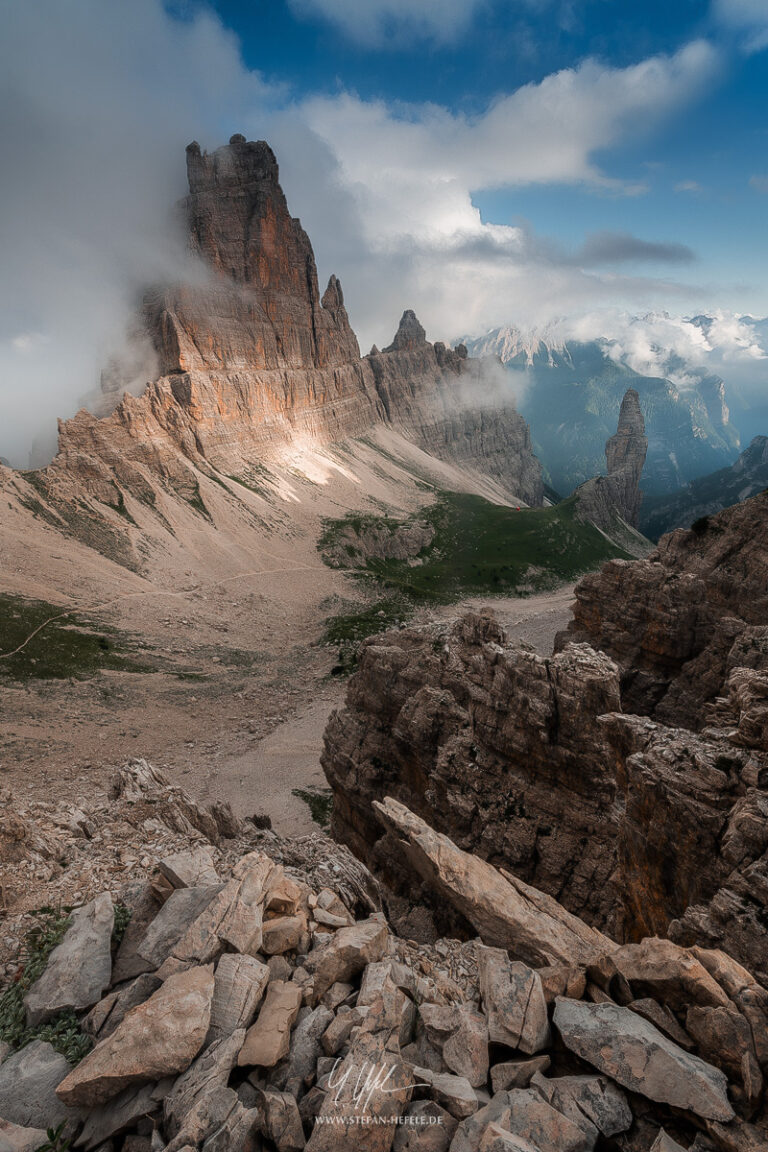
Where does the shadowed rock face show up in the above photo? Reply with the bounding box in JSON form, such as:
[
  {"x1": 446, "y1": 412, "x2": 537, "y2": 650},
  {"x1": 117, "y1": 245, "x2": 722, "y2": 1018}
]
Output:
[{"x1": 321, "y1": 491, "x2": 768, "y2": 980}]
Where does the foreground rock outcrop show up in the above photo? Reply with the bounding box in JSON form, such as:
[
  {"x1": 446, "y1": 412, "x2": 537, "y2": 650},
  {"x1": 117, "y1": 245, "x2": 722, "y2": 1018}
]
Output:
[
  {"x1": 2, "y1": 762, "x2": 767, "y2": 1150},
  {"x1": 322, "y1": 489, "x2": 768, "y2": 981}
]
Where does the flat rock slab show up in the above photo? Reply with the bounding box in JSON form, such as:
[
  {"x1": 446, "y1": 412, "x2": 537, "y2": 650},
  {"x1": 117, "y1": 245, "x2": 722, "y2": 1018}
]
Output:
[
  {"x1": 56, "y1": 966, "x2": 214, "y2": 1108},
  {"x1": 553, "y1": 997, "x2": 735, "y2": 1122},
  {"x1": 478, "y1": 947, "x2": 550, "y2": 1054},
  {"x1": 0, "y1": 1040, "x2": 73, "y2": 1130},
  {"x1": 24, "y1": 894, "x2": 114, "y2": 1027}
]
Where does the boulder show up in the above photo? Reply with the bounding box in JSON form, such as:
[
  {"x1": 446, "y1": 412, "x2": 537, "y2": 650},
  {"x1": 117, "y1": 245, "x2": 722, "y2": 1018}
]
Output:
[
  {"x1": 530, "y1": 1072, "x2": 632, "y2": 1139},
  {"x1": 238, "y1": 980, "x2": 302, "y2": 1068},
  {"x1": 24, "y1": 894, "x2": 114, "y2": 1027},
  {"x1": 0, "y1": 1118, "x2": 50, "y2": 1152},
  {"x1": 164, "y1": 1029, "x2": 245, "y2": 1137},
  {"x1": 392, "y1": 1100, "x2": 457, "y2": 1151},
  {"x1": 650, "y1": 1133, "x2": 687, "y2": 1152},
  {"x1": 75, "y1": 1078, "x2": 173, "y2": 1150},
  {"x1": 262, "y1": 915, "x2": 306, "y2": 955},
  {"x1": 478, "y1": 1128, "x2": 539, "y2": 1152},
  {"x1": 553, "y1": 997, "x2": 735, "y2": 1122},
  {"x1": 0, "y1": 1040, "x2": 73, "y2": 1130},
  {"x1": 279, "y1": 1003, "x2": 334, "y2": 1096},
  {"x1": 305, "y1": 915, "x2": 388, "y2": 1000},
  {"x1": 408, "y1": 1066, "x2": 477, "y2": 1119},
  {"x1": 490, "y1": 1057, "x2": 550, "y2": 1095},
  {"x1": 418, "y1": 1004, "x2": 488, "y2": 1087},
  {"x1": 56, "y1": 966, "x2": 214, "y2": 1107},
  {"x1": 206, "y1": 954, "x2": 270, "y2": 1045},
  {"x1": 169, "y1": 852, "x2": 282, "y2": 964},
  {"x1": 478, "y1": 947, "x2": 550, "y2": 1054},
  {"x1": 137, "y1": 886, "x2": 222, "y2": 970},
  {"x1": 156, "y1": 848, "x2": 219, "y2": 890},
  {"x1": 589, "y1": 938, "x2": 732, "y2": 1011},
  {"x1": 256, "y1": 1087, "x2": 305, "y2": 1152},
  {"x1": 306, "y1": 1029, "x2": 413, "y2": 1150},
  {"x1": 83, "y1": 973, "x2": 162, "y2": 1041}
]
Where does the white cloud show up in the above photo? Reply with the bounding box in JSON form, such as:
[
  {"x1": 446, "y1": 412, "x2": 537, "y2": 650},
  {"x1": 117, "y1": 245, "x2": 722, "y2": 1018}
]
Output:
[
  {"x1": 286, "y1": 0, "x2": 488, "y2": 46},
  {"x1": 0, "y1": 0, "x2": 274, "y2": 464},
  {"x1": 713, "y1": 0, "x2": 768, "y2": 52},
  {"x1": 674, "y1": 180, "x2": 704, "y2": 193},
  {"x1": 266, "y1": 41, "x2": 718, "y2": 345}
]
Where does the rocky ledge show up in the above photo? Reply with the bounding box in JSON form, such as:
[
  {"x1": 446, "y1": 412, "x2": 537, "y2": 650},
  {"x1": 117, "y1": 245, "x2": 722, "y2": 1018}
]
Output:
[{"x1": 2, "y1": 761, "x2": 767, "y2": 1151}]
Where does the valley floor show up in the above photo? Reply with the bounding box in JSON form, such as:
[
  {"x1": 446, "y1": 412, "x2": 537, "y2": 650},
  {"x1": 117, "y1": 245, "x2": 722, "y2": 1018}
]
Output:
[{"x1": 0, "y1": 586, "x2": 575, "y2": 832}]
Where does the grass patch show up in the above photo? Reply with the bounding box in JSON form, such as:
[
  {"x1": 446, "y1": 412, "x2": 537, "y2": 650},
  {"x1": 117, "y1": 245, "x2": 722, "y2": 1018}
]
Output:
[
  {"x1": 320, "y1": 492, "x2": 631, "y2": 605},
  {"x1": 0, "y1": 593, "x2": 156, "y2": 681},
  {"x1": 323, "y1": 595, "x2": 412, "y2": 674},
  {"x1": 0, "y1": 907, "x2": 92, "y2": 1065},
  {"x1": 292, "y1": 787, "x2": 333, "y2": 829}
]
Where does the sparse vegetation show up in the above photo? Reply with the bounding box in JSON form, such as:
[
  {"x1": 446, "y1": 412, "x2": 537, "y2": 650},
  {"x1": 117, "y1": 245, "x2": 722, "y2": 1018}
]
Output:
[
  {"x1": 34, "y1": 1122, "x2": 73, "y2": 1152},
  {"x1": 111, "y1": 902, "x2": 132, "y2": 948},
  {"x1": 320, "y1": 492, "x2": 630, "y2": 605},
  {"x1": 322, "y1": 595, "x2": 412, "y2": 673},
  {"x1": 291, "y1": 787, "x2": 333, "y2": 828},
  {"x1": 0, "y1": 593, "x2": 156, "y2": 681},
  {"x1": 0, "y1": 906, "x2": 92, "y2": 1064}
]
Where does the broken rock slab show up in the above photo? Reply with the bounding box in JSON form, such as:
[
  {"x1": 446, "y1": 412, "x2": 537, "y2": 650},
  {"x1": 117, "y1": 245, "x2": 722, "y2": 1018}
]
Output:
[
  {"x1": 418, "y1": 1003, "x2": 488, "y2": 1088},
  {"x1": 238, "y1": 979, "x2": 302, "y2": 1068},
  {"x1": 478, "y1": 946, "x2": 550, "y2": 1054},
  {"x1": 24, "y1": 894, "x2": 114, "y2": 1027},
  {"x1": 164, "y1": 1029, "x2": 245, "y2": 1138},
  {"x1": 371, "y1": 799, "x2": 613, "y2": 966},
  {"x1": 0, "y1": 1040, "x2": 74, "y2": 1130},
  {"x1": 56, "y1": 966, "x2": 214, "y2": 1108},
  {"x1": 75, "y1": 1077, "x2": 174, "y2": 1151},
  {"x1": 392, "y1": 1100, "x2": 458, "y2": 1152},
  {"x1": 206, "y1": 953, "x2": 270, "y2": 1045},
  {"x1": 490, "y1": 1057, "x2": 550, "y2": 1095},
  {"x1": 553, "y1": 997, "x2": 735, "y2": 1122}
]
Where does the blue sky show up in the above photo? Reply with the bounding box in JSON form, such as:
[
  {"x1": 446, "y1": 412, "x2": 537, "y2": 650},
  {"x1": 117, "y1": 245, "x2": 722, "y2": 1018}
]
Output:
[
  {"x1": 1, "y1": 0, "x2": 767, "y2": 459},
  {"x1": 196, "y1": 0, "x2": 768, "y2": 332}
]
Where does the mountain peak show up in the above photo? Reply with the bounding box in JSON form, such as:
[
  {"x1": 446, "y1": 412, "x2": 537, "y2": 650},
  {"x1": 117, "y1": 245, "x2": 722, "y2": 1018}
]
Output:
[{"x1": 384, "y1": 309, "x2": 428, "y2": 353}]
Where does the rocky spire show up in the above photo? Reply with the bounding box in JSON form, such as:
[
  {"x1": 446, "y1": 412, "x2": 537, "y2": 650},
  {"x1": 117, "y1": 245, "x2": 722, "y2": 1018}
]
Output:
[{"x1": 605, "y1": 388, "x2": 648, "y2": 527}]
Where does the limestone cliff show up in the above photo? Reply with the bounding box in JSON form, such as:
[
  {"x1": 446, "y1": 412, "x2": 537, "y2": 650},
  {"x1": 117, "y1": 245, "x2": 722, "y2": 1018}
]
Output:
[{"x1": 19, "y1": 135, "x2": 542, "y2": 570}]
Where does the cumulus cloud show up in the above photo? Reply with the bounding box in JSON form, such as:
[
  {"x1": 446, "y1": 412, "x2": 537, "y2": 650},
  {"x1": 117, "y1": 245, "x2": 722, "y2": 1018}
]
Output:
[
  {"x1": 267, "y1": 41, "x2": 717, "y2": 345},
  {"x1": 713, "y1": 0, "x2": 768, "y2": 52},
  {"x1": 286, "y1": 0, "x2": 488, "y2": 45}
]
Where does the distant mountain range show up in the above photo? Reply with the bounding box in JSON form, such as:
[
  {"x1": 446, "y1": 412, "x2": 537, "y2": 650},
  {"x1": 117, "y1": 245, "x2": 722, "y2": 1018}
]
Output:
[
  {"x1": 641, "y1": 435, "x2": 768, "y2": 539},
  {"x1": 465, "y1": 324, "x2": 744, "y2": 504}
]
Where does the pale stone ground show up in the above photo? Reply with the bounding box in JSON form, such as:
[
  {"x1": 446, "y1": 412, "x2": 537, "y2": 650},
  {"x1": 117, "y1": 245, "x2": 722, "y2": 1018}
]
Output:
[{"x1": 0, "y1": 430, "x2": 575, "y2": 833}]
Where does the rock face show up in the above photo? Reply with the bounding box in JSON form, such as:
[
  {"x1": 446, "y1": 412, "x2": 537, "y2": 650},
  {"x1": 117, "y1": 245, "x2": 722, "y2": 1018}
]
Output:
[
  {"x1": 321, "y1": 489, "x2": 768, "y2": 977},
  {"x1": 558, "y1": 488, "x2": 768, "y2": 728},
  {"x1": 573, "y1": 387, "x2": 651, "y2": 554},
  {"x1": 20, "y1": 135, "x2": 542, "y2": 575},
  {"x1": 642, "y1": 433, "x2": 768, "y2": 539}
]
